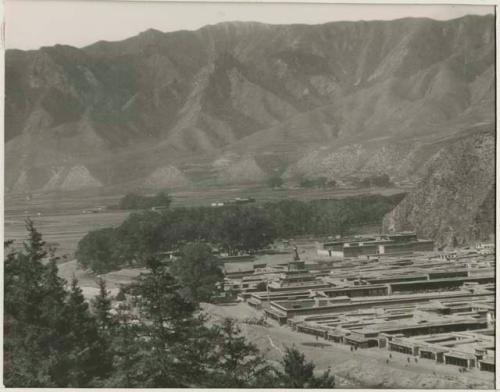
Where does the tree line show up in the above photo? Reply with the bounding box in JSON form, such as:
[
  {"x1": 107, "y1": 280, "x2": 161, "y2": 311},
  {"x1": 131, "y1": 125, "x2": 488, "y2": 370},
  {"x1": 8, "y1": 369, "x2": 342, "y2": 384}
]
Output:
[
  {"x1": 4, "y1": 220, "x2": 335, "y2": 388},
  {"x1": 77, "y1": 193, "x2": 404, "y2": 273},
  {"x1": 116, "y1": 191, "x2": 172, "y2": 210},
  {"x1": 267, "y1": 174, "x2": 394, "y2": 189}
]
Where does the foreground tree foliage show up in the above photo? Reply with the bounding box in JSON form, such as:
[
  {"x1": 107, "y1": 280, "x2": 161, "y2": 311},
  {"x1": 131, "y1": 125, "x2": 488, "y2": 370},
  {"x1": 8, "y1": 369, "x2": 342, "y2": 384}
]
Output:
[
  {"x1": 75, "y1": 228, "x2": 118, "y2": 273},
  {"x1": 281, "y1": 347, "x2": 335, "y2": 388},
  {"x1": 102, "y1": 258, "x2": 213, "y2": 387},
  {"x1": 207, "y1": 318, "x2": 281, "y2": 387},
  {"x1": 170, "y1": 242, "x2": 223, "y2": 302},
  {"x1": 5, "y1": 222, "x2": 336, "y2": 387},
  {"x1": 4, "y1": 219, "x2": 112, "y2": 387},
  {"x1": 91, "y1": 278, "x2": 114, "y2": 330}
]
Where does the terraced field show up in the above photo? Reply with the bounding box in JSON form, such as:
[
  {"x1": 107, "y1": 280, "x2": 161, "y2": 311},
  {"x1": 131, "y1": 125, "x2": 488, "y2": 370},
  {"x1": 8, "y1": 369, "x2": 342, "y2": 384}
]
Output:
[{"x1": 5, "y1": 211, "x2": 128, "y2": 257}]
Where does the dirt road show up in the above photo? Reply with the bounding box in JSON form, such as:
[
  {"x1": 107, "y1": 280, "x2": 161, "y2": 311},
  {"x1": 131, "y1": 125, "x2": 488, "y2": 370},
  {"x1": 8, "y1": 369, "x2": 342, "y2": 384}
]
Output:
[{"x1": 203, "y1": 302, "x2": 494, "y2": 389}]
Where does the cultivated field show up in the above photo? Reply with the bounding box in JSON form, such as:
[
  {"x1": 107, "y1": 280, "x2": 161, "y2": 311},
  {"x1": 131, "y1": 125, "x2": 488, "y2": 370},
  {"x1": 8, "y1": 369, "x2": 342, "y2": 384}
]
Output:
[
  {"x1": 5, "y1": 184, "x2": 407, "y2": 257},
  {"x1": 6, "y1": 184, "x2": 408, "y2": 213},
  {"x1": 5, "y1": 211, "x2": 129, "y2": 257},
  {"x1": 169, "y1": 184, "x2": 408, "y2": 208}
]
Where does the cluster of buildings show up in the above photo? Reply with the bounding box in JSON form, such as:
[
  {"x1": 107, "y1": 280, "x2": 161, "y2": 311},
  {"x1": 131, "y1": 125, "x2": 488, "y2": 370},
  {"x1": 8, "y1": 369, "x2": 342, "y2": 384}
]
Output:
[
  {"x1": 221, "y1": 233, "x2": 495, "y2": 373},
  {"x1": 81, "y1": 206, "x2": 106, "y2": 214},
  {"x1": 210, "y1": 197, "x2": 256, "y2": 207},
  {"x1": 318, "y1": 232, "x2": 434, "y2": 258}
]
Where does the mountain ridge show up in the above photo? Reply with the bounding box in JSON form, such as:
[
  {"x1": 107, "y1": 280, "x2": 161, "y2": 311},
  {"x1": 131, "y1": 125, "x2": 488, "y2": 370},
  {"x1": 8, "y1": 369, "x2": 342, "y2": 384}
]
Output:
[
  {"x1": 5, "y1": 15, "x2": 495, "y2": 194},
  {"x1": 383, "y1": 128, "x2": 495, "y2": 248}
]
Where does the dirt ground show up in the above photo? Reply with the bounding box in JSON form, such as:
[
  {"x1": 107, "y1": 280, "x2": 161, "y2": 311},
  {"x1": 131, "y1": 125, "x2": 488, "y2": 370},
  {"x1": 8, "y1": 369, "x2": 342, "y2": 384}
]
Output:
[
  {"x1": 203, "y1": 302, "x2": 495, "y2": 389},
  {"x1": 57, "y1": 260, "x2": 145, "y2": 299}
]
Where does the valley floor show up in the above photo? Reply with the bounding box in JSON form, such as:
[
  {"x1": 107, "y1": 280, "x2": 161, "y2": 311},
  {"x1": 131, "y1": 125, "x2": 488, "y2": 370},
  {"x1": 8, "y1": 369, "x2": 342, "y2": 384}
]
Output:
[{"x1": 5, "y1": 184, "x2": 407, "y2": 257}]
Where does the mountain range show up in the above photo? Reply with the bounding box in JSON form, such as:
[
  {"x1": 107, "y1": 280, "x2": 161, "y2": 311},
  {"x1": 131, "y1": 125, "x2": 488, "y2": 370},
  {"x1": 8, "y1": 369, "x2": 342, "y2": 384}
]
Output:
[{"x1": 5, "y1": 14, "x2": 494, "y2": 194}]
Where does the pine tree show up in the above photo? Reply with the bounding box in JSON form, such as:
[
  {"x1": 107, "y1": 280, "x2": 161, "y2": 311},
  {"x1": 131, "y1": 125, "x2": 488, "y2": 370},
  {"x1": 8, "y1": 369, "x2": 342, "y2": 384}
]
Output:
[
  {"x1": 281, "y1": 347, "x2": 315, "y2": 387},
  {"x1": 23, "y1": 218, "x2": 47, "y2": 262},
  {"x1": 5, "y1": 221, "x2": 335, "y2": 388},
  {"x1": 5, "y1": 223, "x2": 120, "y2": 387},
  {"x1": 107, "y1": 260, "x2": 212, "y2": 387},
  {"x1": 12, "y1": 218, "x2": 49, "y2": 324},
  {"x1": 280, "y1": 347, "x2": 335, "y2": 388},
  {"x1": 207, "y1": 318, "x2": 279, "y2": 387},
  {"x1": 91, "y1": 278, "x2": 113, "y2": 331},
  {"x1": 40, "y1": 249, "x2": 67, "y2": 327},
  {"x1": 170, "y1": 242, "x2": 223, "y2": 303},
  {"x1": 4, "y1": 222, "x2": 64, "y2": 386},
  {"x1": 37, "y1": 251, "x2": 70, "y2": 384},
  {"x1": 53, "y1": 277, "x2": 113, "y2": 387}
]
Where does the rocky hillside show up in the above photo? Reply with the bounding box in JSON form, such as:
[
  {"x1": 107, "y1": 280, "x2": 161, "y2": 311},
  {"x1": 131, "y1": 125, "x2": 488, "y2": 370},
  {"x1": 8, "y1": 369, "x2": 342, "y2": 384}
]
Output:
[
  {"x1": 5, "y1": 15, "x2": 495, "y2": 192},
  {"x1": 383, "y1": 128, "x2": 495, "y2": 248}
]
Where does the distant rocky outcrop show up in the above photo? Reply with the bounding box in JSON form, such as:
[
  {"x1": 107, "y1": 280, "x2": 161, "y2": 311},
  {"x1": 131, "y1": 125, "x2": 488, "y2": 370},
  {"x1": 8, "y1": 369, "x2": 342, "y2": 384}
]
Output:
[
  {"x1": 214, "y1": 155, "x2": 267, "y2": 184},
  {"x1": 143, "y1": 165, "x2": 190, "y2": 189},
  {"x1": 42, "y1": 165, "x2": 102, "y2": 191},
  {"x1": 10, "y1": 170, "x2": 29, "y2": 193},
  {"x1": 383, "y1": 129, "x2": 495, "y2": 248},
  {"x1": 60, "y1": 165, "x2": 103, "y2": 190},
  {"x1": 284, "y1": 137, "x2": 458, "y2": 183}
]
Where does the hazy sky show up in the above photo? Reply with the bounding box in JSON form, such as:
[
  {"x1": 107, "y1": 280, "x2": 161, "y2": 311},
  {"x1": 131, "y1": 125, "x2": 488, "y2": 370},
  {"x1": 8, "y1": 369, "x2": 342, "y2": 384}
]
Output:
[{"x1": 4, "y1": 1, "x2": 495, "y2": 50}]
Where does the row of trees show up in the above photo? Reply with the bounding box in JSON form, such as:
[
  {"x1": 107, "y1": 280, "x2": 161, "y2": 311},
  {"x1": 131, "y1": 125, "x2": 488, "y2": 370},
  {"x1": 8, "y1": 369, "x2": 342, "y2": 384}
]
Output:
[
  {"x1": 77, "y1": 194, "x2": 404, "y2": 273},
  {"x1": 299, "y1": 176, "x2": 336, "y2": 189},
  {"x1": 5, "y1": 220, "x2": 335, "y2": 388},
  {"x1": 117, "y1": 191, "x2": 172, "y2": 210},
  {"x1": 169, "y1": 242, "x2": 224, "y2": 303},
  {"x1": 359, "y1": 174, "x2": 393, "y2": 188},
  {"x1": 76, "y1": 205, "x2": 276, "y2": 273},
  {"x1": 268, "y1": 174, "x2": 393, "y2": 189},
  {"x1": 268, "y1": 175, "x2": 336, "y2": 189}
]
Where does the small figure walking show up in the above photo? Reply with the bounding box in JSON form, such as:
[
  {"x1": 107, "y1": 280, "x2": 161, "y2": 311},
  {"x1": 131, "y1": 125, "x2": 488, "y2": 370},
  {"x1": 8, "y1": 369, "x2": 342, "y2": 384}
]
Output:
[
  {"x1": 407, "y1": 357, "x2": 410, "y2": 363},
  {"x1": 389, "y1": 353, "x2": 392, "y2": 359},
  {"x1": 415, "y1": 357, "x2": 418, "y2": 363},
  {"x1": 386, "y1": 359, "x2": 389, "y2": 364}
]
